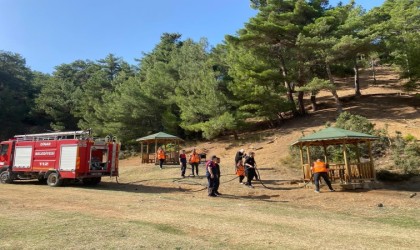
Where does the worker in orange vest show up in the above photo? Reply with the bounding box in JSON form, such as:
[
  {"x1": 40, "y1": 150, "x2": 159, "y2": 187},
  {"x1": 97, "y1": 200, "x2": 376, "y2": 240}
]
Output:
[
  {"x1": 189, "y1": 148, "x2": 200, "y2": 177},
  {"x1": 235, "y1": 155, "x2": 246, "y2": 184},
  {"x1": 311, "y1": 158, "x2": 335, "y2": 193},
  {"x1": 157, "y1": 147, "x2": 166, "y2": 169}
]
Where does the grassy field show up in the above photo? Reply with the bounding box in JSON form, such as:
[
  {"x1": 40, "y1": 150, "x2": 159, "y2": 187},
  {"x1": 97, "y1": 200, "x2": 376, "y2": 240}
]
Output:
[{"x1": 1, "y1": 163, "x2": 419, "y2": 250}]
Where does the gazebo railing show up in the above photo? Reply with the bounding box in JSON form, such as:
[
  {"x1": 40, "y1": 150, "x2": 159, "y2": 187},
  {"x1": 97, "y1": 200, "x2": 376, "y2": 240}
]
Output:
[{"x1": 303, "y1": 162, "x2": 375, "y2": 183}]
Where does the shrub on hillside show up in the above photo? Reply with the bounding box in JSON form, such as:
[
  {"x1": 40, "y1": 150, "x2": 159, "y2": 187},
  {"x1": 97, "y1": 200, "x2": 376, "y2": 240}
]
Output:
[
  {"x1": 391, "y1": 132, "x2": 420, "y2": 174},
  {"x1": 332, "y1": 112, "x2": 389, "y2": 161}
]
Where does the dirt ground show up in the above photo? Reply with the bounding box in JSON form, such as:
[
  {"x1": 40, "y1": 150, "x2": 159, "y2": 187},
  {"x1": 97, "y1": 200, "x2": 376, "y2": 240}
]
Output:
[{"x1": 1, "y1": 66, "x2": 419, "y2": 249}]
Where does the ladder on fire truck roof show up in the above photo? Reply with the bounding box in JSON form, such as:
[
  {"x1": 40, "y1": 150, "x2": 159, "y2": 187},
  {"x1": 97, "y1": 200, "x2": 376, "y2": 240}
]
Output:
[{"x1": 14, "y1": 130, "x2": 91, "y2": 141}]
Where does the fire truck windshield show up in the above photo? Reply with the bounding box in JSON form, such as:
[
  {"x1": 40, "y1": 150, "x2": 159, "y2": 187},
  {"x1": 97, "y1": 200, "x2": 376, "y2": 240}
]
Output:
[
  {"x1": 0, "y1": 144, "x2": 9, "y2": 162},
  {"x1": 0, "y1": 144, "x2": 9, "y2": 155}
]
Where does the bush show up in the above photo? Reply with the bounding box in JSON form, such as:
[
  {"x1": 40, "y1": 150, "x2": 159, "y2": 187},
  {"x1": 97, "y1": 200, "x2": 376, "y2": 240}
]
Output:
[
  {"x1": 403, "y1": 133, "x2": 416, "y2": 142},
  {"x1": 332, "y1": 112, "x2": 390, "y2": 161},
  {"x1": 391, "y1": 132, "x2": 420, "y2": 174}
]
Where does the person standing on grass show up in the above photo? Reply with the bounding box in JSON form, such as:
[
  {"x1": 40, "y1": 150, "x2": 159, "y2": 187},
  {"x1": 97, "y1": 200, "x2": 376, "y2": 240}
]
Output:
[
  {"x1": 157, "y1": 147, "x2": 166, "y2": 169},
  {"x1": 235, "y1": 149, "x2": 245, "y2": 171},
  {"x1": 189, "y1": 148, "x2": 200, "y2": 176},
  {"x1": 206, "y1": 155, "x2": 218, "y2": 197},
  {"x1": 236, "y1": 157, "x2": 246, "y2": 184},
  {"x1": 213, "y1": 157, "x2": 222, "y2": 196},
  {"x1": 244, "y1": 151, "x2": 257, "y2": 188},
  {"x1": 311, "y1": 158, "x2": 335, "y2": 193},
  {"x1": 179, "y1": 149, "x2": 187, "y2": 178}
]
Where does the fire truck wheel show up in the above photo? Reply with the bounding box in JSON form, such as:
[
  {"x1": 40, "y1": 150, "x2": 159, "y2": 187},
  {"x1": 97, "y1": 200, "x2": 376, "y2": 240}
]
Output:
[
  {"x1": 47, "y1": 172, "x2": 63, "y2": 187},
  {"x1": 0, "y1": 171, "x2": 13, "y2": 184}
]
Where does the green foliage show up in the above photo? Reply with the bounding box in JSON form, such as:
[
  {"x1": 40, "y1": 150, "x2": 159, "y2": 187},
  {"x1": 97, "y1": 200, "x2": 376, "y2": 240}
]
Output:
[
  {"x1": 296, "y1": 77, "x2": 334, "y2": 94},
  {"x1": 368, "y1": 0, "x2": 420, "y2": 80},
  {"x1": 335, "y1": 111, "x2": 375, "y2": 134},
  {"x1": 391, "y1": 131, "x2": 420, "y2": 174},
  {"x1": 334, "y1": 112, "x2": 389, "y2": 160},
  {"x1": 185, "y1": 112, "x2": 236, "y2": 140},
  {"x1": 0, "y1": 51, "x2": 35, "y2": 139},
  {"x1": 403, "y1": 133, "x2": 417, "y2": 142}
]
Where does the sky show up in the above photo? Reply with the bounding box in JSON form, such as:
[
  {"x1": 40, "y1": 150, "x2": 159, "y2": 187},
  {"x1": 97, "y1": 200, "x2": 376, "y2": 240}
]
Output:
[{"x1": 1, "y1": 0, "x2": 385, "y2": 74}]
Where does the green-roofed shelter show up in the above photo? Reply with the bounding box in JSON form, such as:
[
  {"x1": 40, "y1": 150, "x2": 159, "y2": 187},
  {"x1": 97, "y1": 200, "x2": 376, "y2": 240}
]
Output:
[
  {"x1": 292, "y1": 127, "x2": 379, "y2": 185},
  {"x1": 136, "y1": 132, "x2": 184, "y2": 165}
]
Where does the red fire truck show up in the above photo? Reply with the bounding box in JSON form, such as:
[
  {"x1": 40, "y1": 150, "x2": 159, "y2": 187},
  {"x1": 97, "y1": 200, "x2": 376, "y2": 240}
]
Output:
[{"x1": 0, "y1": 130, "x2": 119, "y2": 187}]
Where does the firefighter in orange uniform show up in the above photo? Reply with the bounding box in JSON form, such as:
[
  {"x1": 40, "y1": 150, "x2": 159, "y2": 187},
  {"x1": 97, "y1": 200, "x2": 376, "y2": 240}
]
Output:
[
  {"x1": 189, "y1": 148, "x2": 200, "y2": 176},
  {"x1": 236, "y1": 157, "x2": 245, "y2": 184},
  {"x1": 157, "y1": 147, "x2": 166, "y2": 169},
  {"x1": 311, "y1": 158, "x2": 335, "y2": 193}
]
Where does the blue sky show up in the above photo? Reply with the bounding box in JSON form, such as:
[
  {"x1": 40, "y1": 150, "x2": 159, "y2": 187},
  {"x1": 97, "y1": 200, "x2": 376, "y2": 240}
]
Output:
[{"x1": 1, "y1": 0, "x2": 385, "y2": 74}]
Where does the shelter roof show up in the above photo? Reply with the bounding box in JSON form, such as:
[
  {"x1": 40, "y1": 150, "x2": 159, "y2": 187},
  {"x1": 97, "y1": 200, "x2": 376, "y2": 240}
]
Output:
[
  {"x1": 136, "y1": 132, "x2": 183, "y2": 142},
  {"x1": 291, "y1": 127, "x2": 379, "y2": 146}
]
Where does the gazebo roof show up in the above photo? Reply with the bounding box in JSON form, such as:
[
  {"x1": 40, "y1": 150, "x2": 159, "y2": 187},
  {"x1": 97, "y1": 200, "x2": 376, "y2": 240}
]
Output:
[
  {"x1": 292, "y1": 127, "x2": 379, "y2": 146},
  {"x1": 136, "y1": 132, "x2": 183, "y2": 142}
]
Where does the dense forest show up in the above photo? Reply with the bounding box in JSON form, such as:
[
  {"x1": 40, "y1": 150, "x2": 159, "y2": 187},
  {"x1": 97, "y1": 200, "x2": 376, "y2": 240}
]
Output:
[{"x1": 0, "y1": 0, "x2": 419, "y2": 144}]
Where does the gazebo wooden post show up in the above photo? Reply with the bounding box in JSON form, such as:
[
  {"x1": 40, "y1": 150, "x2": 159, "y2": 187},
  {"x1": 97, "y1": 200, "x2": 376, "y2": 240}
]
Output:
[
  {"x1": 343, "y1": 142, "x2": 351, "y2": 182},
  {"x1": 299, "y1": 144, "x2": 305, "y2": 179},
  {"x1": 146, "y1": 143, "x2": 149, "y2": 162},
  {"x1": 323, "y1": 144, "x2": 328, "y2": 163},
  {"x1": 176, "y1": 139, "x2": 180, "y2": 164},
  {"x1": 306, "y1": 145, "x2": 311, "y2": 180},
  {"x1": 140, "y1": 142, "x2": 144, "y2": 164},
  {"x1": 154, "y1": 138, "x2": 158, "y2": 163},
  {"x1": 367, "y1": 140, "x2": 376, "y2": 180},
  {"x1": 355, "y1": 143, "x2": 361, "y2": 178}
]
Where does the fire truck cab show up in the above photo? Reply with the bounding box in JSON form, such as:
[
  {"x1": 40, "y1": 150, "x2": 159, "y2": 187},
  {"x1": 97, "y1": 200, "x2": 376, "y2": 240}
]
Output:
[{"x1": 0, "y1": 130, "x2": 119, "y2": 187}]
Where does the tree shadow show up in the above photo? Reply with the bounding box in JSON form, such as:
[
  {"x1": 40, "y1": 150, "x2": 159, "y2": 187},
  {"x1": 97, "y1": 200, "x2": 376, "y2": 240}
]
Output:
[
  {"x1": 86, "y1": 181, "x2": 187, "y2": 194},
  {"x1": 379, "y1": 181, "x2": 420, "y2": 192},
  {"x1": 4, "y1": 178, "x2": 187, "y2": 194}
]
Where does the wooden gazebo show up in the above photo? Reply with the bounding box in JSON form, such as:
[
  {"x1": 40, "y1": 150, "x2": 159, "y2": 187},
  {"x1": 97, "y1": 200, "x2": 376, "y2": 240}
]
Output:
[
  {"x1": 291, "y1": 127, "x2": 379, "y2": 185},
  {"x1": 136, "y1": 132, "x2": 184, "y2": 165}
]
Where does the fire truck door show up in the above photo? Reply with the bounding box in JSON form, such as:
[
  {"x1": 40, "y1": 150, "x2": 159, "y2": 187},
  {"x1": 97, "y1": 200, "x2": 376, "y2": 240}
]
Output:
[
  {"x1": 13, "y1": 146, "x2": 33, "y2": 169},
  {"x1": 59, "y1": 145, "x2": 78, "y2": 171}
]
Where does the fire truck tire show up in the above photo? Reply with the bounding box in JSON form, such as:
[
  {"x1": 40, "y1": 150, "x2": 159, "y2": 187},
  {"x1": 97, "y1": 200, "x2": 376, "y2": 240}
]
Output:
[
  {"x1": 47, "y1": 172, "x2": 63, "y2": 187},
  {"x1": 0, "y1": 171, "x2": 12, "y2": 184}
]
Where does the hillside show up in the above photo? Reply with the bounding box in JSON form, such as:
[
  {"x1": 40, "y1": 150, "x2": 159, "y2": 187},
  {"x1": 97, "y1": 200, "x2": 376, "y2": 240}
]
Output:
[{"x1": 143, "y1": 66, "x2": 419, "y2": 180}]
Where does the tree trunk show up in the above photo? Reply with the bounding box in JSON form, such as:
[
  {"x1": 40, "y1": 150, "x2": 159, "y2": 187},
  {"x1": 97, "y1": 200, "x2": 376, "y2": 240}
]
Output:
[
  {"x1": 326, "y1": 63, "x2": 342, "y2": 114},
  {"x1": 279, "y1": 55, "x2": 297, "y2": 115},
  {"x1": 310, "y1": 91, "x2": 317, "y2": 112},
  {"x1": 233, "y1": 130, "x2": 239, "y2": 140},
  {"x1": 371, "y1": 59, "x2": 377, "y2": 85},
  {"x1": 297, "y1": 91, "x2": 306, "y2": 115},
  {"x1": 353, "y1": 58, "x2": 361, "y2": 97}
]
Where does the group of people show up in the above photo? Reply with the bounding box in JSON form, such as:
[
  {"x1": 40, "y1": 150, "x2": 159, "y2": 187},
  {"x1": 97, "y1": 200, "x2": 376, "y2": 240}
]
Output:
[
  {"x1": 234, "y1": 149, "x2": 258, "y2": 188},
  {"x1": 158, "y1": 146, "x2": 335, "y2": 195},
  {"x1": 157, "y1": 147, "x2": 201, "y2": 176}
]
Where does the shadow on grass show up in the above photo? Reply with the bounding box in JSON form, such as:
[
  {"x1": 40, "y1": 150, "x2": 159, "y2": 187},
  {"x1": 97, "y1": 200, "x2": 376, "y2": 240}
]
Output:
[
  {"x1": 4, "y1": 178, "x2": 186, "y2": 194},
  {"x1": 218, "y1": 194, "x2": 289, "y2": 203}
]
